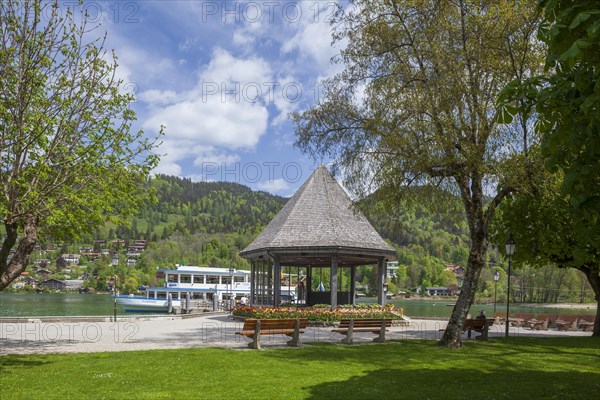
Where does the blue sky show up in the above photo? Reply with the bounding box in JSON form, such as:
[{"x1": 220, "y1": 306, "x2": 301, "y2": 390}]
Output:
[{"x1": 78, "y1": 0, "x2": 349, "y2": 196}]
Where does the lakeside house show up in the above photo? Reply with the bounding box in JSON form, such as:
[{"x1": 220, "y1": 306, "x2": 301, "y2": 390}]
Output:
[
  {"x1": 38, "y1": 279, "x2": 66, "y2": 290},
  {"x1": 36, "y1": 269, "x2": 52, "y2": 278},
  {"x1": 417, "y1": 286, "x2": 454, "y2": 296},
  {"x1": 64, "y1": 280, "x2": 84, "y2": 290},
  {"x1": 62, "y1": 254, "x2": 81, "y2": 264},
  {"x1": 386, "y1": 261, "x2": 399, "y2": 279}
]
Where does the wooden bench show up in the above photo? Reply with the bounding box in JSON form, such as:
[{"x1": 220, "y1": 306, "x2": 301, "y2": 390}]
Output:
[
  {"x1": 555, "y1": 314, "x2": 579, "y2": 331},
  {"x1": 494, "y1": 312, "x2": 507, "y2": 323},
  {"x1": 577, "y1": 315, "x2": 596, "y2": 332},
  {"x1": 235, "y1": 318, "x2": 308, "y2": 349},
  {"x1": 509, "y1": 313, "x2": 534, "y2": 327},
  {"x1": 462, "y1": 318, "x2": 494, "y2": 340},
  {"x1": 528, "y1": 314, "x2": 558, "y2": 330},
  {"x1": 332, "y1": 318, "x2": 392, "y2": 345}
]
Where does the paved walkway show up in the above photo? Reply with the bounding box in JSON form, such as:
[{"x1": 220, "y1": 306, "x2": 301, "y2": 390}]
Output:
[{"x1": 0, "y1": 314, "x2": 591, "y2": 355}]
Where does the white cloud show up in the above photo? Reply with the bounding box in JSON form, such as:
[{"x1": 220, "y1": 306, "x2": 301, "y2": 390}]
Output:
[
  {"x1": 138, "y1": 89, "x2": 180, "y2": 106},
  {"x1": 153, "y1": 161, "x2": 182, "y2": 177},
  {"x1": 146, "y1": 98, "x2": 268, "y2": 149},
  {"x1": 192, "y1": 147, "x2": 241, "y2": 166},
  {"x1": 255, "y1": 178, "x2": 293, "y2": 195},
  {"x1": 280, "y1": 3, "x2": 344, "y2": 76},
  {"x1": 143, "y1": 48, "x2": 280, "y2": 176},
  {"x1": 233, "y1": 29, "x2": 254, "y2": 47},
  {"x1": 105, "y1": 0, "x2": 345, "y2": 182}
]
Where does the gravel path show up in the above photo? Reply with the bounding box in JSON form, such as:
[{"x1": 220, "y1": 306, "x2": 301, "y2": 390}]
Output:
[{"x1": 0, "y1": 314, "x2": 591, "y2": 355}]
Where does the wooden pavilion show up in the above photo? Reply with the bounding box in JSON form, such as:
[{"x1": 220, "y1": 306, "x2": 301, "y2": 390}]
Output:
[{"x1": 240, "y1": 165, "x2": 396, "y2": 308}]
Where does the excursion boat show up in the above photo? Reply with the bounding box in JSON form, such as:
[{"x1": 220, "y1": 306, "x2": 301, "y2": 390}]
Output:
[{"x1": 116, "y1": 265, "x2": 251, "y2": 313}]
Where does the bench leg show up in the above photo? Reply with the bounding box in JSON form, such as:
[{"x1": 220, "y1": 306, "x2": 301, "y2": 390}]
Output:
[
  {"x1": 287, "y1": 320, "x2": 301, "y2": 347},
  {"x1": 249, "y1": 321, "x2": 261, "y2": 349},
  {"x1": 341, "y1": 320, "x2": 354, "y2": 345},
  {"x1": 373, "y1": 321, "x2": 386, "y2": 343},
  {"x1": 569, "y1": 321, "x2": 578, "y2": 331},
  {"x1": 475, "y1": 322, "x2": 489, "y2": 341},
  {"x1": 248, "y1": 331, "x2": 261, "y2": 349}
]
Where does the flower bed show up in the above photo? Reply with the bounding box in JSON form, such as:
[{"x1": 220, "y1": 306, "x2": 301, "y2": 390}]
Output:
[{"x1": 232, "y1": 304, "x2": 403, "y2": 322}]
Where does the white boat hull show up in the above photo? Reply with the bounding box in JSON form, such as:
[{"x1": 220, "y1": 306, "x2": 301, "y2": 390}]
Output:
[{"x1": 116, "y1": 296, "x2": 181, "y2": 313}]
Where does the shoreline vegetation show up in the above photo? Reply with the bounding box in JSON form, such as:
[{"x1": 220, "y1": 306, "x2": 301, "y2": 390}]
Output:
[
  {"x1": 521, "y1": 302, "x2": 597, "y2": 310},
  {"x1": 389, "y1": 296, "x2": 597, "y2": 308}
]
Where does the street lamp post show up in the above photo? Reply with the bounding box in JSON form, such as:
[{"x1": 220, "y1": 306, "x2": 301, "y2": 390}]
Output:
[
  {"x1": 505, "y1": 234, "x2": 516, "y2": 337},
  {"x1": 113, "y1": 275, "x2": 117, "y2": 322},
  {"x1": 494, "y1": 270, "x2": 500, "y2": 314},
  {"x1": 229, "y1": 266, "x2": 235, "y2": 310}
]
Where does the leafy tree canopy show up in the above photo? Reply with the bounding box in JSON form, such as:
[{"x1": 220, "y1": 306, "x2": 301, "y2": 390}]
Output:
[
  {"x1": 498, "y1": 0, "x2": 600, "y2": 221},
  {"x1": 495, "y1": 0, "x2": 599, "y2": 335},
  {"x1": 0, "y1": 0, "x2": 161, "y2": 288},
  {"x1": 292, "y1": 0, "x2": 543, "y2": 347}
]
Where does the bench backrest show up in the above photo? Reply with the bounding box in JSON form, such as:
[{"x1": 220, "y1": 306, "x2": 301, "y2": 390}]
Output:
[
  {"x1": 534, "y1": 314, "x2": 559, "y2": 322},
  {"x1": 514, "y1": 313, "x2": 534, "y2": 320},
  {"x1": 556, "y1": 314, "x2": 579, "y2": 323},
  {"x1": 338, "y1": 318, "x2": 392, "y2": 329},
  {"x1": 463, "y1": 318, "x2": 494, "y2": 329},
  {"x1": 242, "y1": 318, "x2": 309, "y2": 331},
  {"x1": 578, "y1": 314, "x2": 595, "y2": 323}
]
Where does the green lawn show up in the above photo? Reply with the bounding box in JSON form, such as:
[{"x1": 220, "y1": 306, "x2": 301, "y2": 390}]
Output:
[{"x1": 1, "y1": 338, "x2": 599, "y2": 399}]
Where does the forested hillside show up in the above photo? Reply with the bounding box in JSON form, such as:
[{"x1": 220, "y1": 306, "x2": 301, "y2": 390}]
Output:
[
  {"x1": 362, "y1": 192, "x2": 472, "y2": 291},
  {"x1": 99, "y1": 175, "x2": 286, "y2": 241}
]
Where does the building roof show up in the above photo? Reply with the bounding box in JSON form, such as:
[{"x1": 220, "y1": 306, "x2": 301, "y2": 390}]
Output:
[
  {"x1": 240, "y1": 165, "x2": 396, "y2": 265},
  {"x1": 160, "y1": 266, "x2": 251, "y2": 275}
]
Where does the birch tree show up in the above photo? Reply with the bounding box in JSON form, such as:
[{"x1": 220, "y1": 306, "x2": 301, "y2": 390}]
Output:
[{"x1": 292, "y1": 0, "x2": 543, "y2": 347}]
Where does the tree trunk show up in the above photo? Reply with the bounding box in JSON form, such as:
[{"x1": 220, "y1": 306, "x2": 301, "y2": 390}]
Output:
[
  {"x1": 578, "y1": 264, "x2": 600, "y2": 337},
  {"x1": 438, "y1": 231, "x2": 487, "y2": 347},
  {"x1": 0, "y1": 218, "x2": 38, "y2": 289}
]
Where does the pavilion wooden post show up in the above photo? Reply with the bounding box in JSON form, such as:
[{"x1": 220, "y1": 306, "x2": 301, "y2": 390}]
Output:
[
  {"x1": 274, "y1": 258, "x2": 281, "y2": 307},
  {"x1": 350, "y1": 266, "x2": 356, "y2": 306},
  {"x1": 306, "y1": 266, "x2": 312, "y2": 306},
  {"x1": 330, "y1": 255, "x2": 338, "y2": 309},
  {"x1": 250, "y1": 261, "x2": 255, "y2": 306},
  {"x1": 377, "y1": 258, "x2": 386, "y2": 307}
]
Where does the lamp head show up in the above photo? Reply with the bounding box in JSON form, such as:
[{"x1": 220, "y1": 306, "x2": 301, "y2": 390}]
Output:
[{"x1": 505, "y1": 233, "x2": 516, "y2": 256}]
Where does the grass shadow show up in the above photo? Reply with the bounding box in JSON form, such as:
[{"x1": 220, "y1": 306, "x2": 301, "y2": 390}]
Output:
[
  {"x1": 303, "y1": 367, "x2": 600, "y2": 400},
  {"x1": 0, "y1": 354, "x2": 52, "y2": 374}
]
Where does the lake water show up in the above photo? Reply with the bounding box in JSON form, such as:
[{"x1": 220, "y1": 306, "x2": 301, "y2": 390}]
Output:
[
  {"x1": 0, "y1": 293, "x2": 124, "y2": 317},
  {"x1": 359, "y1": 298, "x2": 595, "y2": 318},
  {"x1": 0, "y1": 293, "x2": 595, "y2": 318}
]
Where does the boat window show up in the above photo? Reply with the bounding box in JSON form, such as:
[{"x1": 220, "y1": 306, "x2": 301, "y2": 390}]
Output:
[
  {"x1": 180, "y1": 274, "x2": 191, "y2": 284},
  {"x1": 157, "y1": 292, "x2": 166, "y2": 299},
  {"x1": 234, "y1": 276, "x2": 245, "y2": 283},
  {"x1": 221, "y1": 276, "x2": 232, "y2": 285},
  {"x1": 206, "y1": 275, "x2": 219, "y2": 284},
  {"x1": 193, "y1": 275, "x2": 204, "y2": 284},
  {"x1": 167, "y1": 274, "x2": 177, "y2": 283}
]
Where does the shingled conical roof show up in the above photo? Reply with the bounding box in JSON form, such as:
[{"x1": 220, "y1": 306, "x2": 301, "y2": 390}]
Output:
[{"x1": 240, "y1": 165, "x2": 396, "y2": 264}]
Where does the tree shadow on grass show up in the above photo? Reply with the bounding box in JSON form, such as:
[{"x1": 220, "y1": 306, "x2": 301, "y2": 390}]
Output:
[
  {"x1": 303, "y1": 367, "x2": 600, "y2": 400},
  {"x1": 0, "y1": 354, "x2": 52, "y2": 374},
  {"x1": 265, "y1": 337, "x2": 600, "y2": 367}
]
